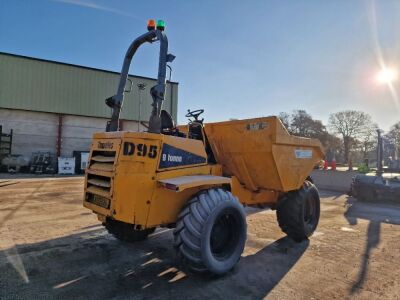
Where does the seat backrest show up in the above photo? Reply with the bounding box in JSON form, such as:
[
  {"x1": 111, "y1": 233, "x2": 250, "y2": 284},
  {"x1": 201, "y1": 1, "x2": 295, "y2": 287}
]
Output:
[
  {"x1": 188, "y1": 122, "x2": 204, "y2": 141},
  {"x1": 160, "y1": 110, "x2": 175, "y2": 131}
]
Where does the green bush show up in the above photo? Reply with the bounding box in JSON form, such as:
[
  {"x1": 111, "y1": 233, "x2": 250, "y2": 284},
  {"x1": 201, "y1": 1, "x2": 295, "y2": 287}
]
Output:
[{"x1": 357, "y1": 163, "x2": 370, "y2": 174}]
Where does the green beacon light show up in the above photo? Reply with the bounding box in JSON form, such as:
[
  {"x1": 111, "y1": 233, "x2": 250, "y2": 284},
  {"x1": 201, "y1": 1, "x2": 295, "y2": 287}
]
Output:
[{"x1": 156, "y1": 20, "x2": 165, "y2": 31}]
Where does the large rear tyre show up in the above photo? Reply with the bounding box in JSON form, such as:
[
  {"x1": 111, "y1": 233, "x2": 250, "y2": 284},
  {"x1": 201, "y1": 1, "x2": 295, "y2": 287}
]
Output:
[
  {"x1": 277, "y1": 181, "x2": 320, "y2": 242},
  {"x1": 105, "y1": 219, "x2": 156, "y2": 242},
  {"x1": 173, "y1": 188, "x2": 247, "y2": 275}
]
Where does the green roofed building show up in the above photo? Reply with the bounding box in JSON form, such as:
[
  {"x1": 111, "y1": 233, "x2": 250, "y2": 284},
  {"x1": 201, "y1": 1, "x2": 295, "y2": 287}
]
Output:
[{"x1": 0, "y1": 52, "x2": 178, "y2": 158}]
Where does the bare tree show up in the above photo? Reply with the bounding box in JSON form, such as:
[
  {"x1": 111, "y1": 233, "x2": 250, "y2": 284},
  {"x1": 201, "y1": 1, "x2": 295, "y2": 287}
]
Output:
[
  {"x1": 328, "y1": 110, "x2": 374, "y2": 167},
  {"x1": 280, "y1": 110, "x2": 326, "y2": 137},
  {"x1": 279, "y1": 110, "x2": 340, "y2": 157},
  {"x1": 385, "y1": 121, "x2": 400, "y2": 159},
  {"x1": 358, "y1": 123, "x2": 378, "y2": 160},
  {"x1": 278, "y1": 112, "x2": 291, "y2": 131},
  {"x1": 290, "y1": 110, "x2": 317, "y2": 137}
]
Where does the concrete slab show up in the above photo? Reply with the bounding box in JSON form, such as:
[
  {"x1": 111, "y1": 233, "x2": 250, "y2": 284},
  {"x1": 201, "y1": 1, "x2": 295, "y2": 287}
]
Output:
[
  {"x1": 312, "y1": 169, "x2": 357, "y2": 192},
  {"x1": 0, "y1": 178, "x2": 399, "y2": 299}
]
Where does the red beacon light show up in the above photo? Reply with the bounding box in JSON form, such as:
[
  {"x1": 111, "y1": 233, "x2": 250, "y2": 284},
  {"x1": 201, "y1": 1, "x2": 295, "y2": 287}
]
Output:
[{"x1": 147, "y1": 19, "x2": 156, "y2": 31}]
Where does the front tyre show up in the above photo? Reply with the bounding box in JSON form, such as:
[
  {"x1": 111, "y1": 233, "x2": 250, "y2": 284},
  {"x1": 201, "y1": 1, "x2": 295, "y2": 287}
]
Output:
[
  {"x1": 277, "y1": 181, "x2": 320, "y2": 242},
  {"x1": 173, "y1": 188, "x2": 247, "y2": 275}
]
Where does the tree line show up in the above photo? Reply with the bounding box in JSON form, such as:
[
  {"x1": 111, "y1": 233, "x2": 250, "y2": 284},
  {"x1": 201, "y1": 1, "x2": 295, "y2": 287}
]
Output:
[{"x1": 278, "y1": 110, "x2": 400, "y2": 167}]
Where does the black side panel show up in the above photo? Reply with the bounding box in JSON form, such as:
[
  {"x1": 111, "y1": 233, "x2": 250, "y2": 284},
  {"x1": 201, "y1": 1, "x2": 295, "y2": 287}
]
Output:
[{"x1": 159, "y1": 144, "x2": 206, "y2": 169}]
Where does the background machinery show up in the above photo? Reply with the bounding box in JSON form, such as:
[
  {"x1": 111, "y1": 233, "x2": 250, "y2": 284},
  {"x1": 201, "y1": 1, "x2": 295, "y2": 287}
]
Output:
[
  {"x1": 83, "y1": 20, "x2": 324, "y2": 275},
  {"x1": 352, "y1": 130, "x2": 400, "y2": 202}
]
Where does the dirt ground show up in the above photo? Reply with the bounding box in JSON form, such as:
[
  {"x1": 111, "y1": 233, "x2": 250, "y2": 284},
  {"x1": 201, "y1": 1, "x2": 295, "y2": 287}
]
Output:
[{"x1": 0, "y1": 177, "x2": 399, "y2": 300}]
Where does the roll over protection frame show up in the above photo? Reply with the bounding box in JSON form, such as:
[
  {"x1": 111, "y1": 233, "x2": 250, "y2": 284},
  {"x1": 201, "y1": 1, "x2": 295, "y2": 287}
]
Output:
[{"x1": 105, "y1": 29, "x2": 174, "y2": 133}]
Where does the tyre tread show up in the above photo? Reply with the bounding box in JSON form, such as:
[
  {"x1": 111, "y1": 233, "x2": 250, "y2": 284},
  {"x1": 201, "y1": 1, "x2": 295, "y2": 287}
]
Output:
[
  {"x1": 173, "y1": 188, "x2": 244, "y2": 274},
  {"x1": 276, "y1": 181, "x2": 320, "y2": 242}
]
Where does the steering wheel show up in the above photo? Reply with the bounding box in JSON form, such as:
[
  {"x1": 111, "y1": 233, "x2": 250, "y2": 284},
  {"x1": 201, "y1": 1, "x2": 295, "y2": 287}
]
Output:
[{"x1": 185, "y1": 109, "x2": 204, "y2": 121}]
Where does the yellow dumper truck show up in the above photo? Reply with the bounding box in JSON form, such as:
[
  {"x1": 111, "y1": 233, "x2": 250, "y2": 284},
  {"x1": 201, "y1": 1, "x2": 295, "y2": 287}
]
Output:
[{"x1": 83, "y1": 20, "x2": 324, "y2": 275}]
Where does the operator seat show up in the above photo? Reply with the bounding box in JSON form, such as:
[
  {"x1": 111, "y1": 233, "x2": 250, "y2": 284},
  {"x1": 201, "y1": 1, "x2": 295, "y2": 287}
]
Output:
[
  {"x1": 160, "y1": 110, "x2": 185, "y2": 137},
  {"x1": 161, "y1": 110, "x2": 175, "y2": 131},
  {"x1": 188, "y1": 122, "x2": 204, "y2": 141}
]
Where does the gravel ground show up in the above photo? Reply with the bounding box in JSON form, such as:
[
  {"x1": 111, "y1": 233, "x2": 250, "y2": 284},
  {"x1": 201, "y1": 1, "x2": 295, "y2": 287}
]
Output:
[{"x1": 0, "y1": 177, "x2": 399, "y2": 299}]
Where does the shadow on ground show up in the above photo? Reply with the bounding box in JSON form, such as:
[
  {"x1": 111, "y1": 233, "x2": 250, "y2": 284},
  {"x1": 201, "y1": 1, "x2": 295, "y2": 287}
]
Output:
[
  {"x1": 0, "y1": 227, "x2": 308, "y2": 299},
  {"x1": 344, "y1": 196, "x2": 400, "y2": 294}
]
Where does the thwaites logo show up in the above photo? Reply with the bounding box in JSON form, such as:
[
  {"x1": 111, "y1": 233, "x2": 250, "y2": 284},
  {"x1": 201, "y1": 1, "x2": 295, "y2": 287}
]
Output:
[
  {"x1": 123, "y1": 142, "x2": 157, "y2": 159},
  {"x1": 97, "y1": 141, "x2": 114, "y2": 149}
]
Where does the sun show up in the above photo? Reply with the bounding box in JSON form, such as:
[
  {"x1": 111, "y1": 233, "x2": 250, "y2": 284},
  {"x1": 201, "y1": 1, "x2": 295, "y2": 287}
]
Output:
[{"x1": 376, "y1": 67, "x2": 398, "y2": 84}]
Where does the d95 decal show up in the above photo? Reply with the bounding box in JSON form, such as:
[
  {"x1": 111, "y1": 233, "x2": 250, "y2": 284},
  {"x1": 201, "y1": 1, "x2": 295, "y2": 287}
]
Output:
[{"x1": 123, "y1": 142, "x2": 157, "y2": 159}]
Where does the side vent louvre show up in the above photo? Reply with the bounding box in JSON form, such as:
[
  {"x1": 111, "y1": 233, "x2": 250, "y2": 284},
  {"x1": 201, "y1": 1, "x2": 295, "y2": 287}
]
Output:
[
  {"x1": 85, "y1": 150, "x2": 116, "y2": 208},
  {"x1": 89, "y1": 151, "x2": 116, "y2": 172}
]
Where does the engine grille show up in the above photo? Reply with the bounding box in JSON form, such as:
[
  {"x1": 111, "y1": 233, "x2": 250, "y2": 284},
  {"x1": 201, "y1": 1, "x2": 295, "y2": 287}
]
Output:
[
  {"x1": 89, "y1": 151, "x2": 116, "y2": 172},
  {"x1": 85, "y1": 150, "x2": 116, "y2": 208}
]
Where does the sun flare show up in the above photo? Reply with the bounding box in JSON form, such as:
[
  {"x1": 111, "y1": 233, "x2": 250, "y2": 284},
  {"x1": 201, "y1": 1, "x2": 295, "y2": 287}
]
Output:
[{"x1": 376, "y1": 67, "x2": 398, "y2": 84}]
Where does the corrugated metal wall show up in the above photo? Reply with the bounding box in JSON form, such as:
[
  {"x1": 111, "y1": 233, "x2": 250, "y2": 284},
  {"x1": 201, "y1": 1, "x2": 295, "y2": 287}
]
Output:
[
  {"x1": 0, "y1": 53, "x2": 178, "y2": 122},
  {"x1": 0, "y1": 108, "x2": 147, "y2": 157},
  {"x1": 0, "y1": 109, "x2": 58, "y2": 156}
]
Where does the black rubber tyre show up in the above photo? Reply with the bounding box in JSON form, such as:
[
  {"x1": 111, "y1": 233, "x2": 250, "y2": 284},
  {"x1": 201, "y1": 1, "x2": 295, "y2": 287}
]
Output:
[
  {"x1": 358, "y1": 187, "x2": 377, "y2": 202},
  {"x1": 173, "y1": 188, "x2": 247, "y2": 275},
  {"x1": 105, "y1": 219, "x2": 156, "y2": 242},
  {"x1": 277, "y1": 181, "x2": 320, "y2": 242}
]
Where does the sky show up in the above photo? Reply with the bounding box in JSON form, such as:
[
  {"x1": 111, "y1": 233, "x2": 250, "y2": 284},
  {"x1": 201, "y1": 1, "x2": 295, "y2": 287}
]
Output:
[{"x1": 1, "y1": 0, "x2": 400, "y2": 130}]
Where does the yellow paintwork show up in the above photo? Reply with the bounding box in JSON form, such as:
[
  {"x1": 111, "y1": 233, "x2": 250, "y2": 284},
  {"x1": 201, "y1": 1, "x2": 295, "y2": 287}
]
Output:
[
  {"x1": 83, "y1": 116, "x2": 324, "y2": 228},
  {"x1": 231, "y1": 176, "x2": 281, "y2": 205},
  {"x1": 158, "y1": 175, "x2": 231, "y2": 192},
  {"x1": 83, "y1": 131, "x2": 224, "y2": 228},
  {"x1": 204, "y1": 116, "x2": 324, "y2": 192}
]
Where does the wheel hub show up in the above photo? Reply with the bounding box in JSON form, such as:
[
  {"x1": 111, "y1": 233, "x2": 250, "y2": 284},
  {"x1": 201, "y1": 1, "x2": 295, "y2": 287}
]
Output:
[{"x1": 210, "y1": 213, "x2": 238, "y2": 259}]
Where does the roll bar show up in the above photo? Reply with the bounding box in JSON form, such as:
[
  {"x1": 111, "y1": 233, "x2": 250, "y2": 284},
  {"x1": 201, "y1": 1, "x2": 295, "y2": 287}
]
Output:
[{"x1": 105, "y1": 29, "x2": 175, "y2": 133}]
